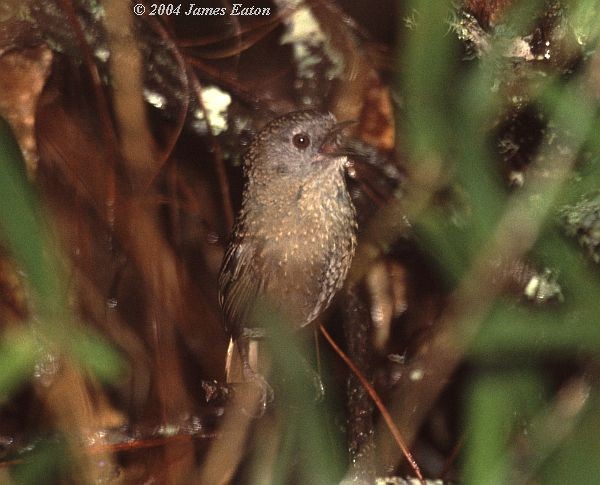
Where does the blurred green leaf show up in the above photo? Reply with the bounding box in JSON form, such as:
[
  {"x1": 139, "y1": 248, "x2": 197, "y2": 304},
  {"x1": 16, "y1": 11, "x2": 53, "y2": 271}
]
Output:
[
  {"x1": 251, "y1": 305, "x2": 344, "y2": 485},
  {"x1": 0, "y1": 118, "x2": 59, "y2": 306},
  {"x1": 11, "y1": 437, "x2": 68, "y2": 485},
  {"x1": 464, "y1": 372, "x2": 543, "y2": 485},
  {"x1": 540, "y1": 391, "x2": 600, "y2": 485},
  {"x1": 68, "y1": 328, "x2": 123, "y2": 382},
  {"x1": 0, "y1": 330, "x2": 38, "y2": 398},
  {"x1": 0, "y1": 117, "x2": 122, "y2": 381},
  {"x1": 400, "y1": 1, "x2": 600, "y2": 483}
]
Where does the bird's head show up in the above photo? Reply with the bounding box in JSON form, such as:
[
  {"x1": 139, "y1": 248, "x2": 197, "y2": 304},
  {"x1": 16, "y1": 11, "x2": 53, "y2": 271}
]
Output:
[{"x1": 245, "y1": 110, "x2": 355, "y2": 179}]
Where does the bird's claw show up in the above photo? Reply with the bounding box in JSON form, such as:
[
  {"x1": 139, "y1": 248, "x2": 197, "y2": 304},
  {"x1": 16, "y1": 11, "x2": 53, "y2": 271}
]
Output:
[
  {"x1": 311, "y1": 370, "x2": 325, "y2": 402},
  {"x1": 241, "y1": 365, "x2": 274, "y2": 418}
]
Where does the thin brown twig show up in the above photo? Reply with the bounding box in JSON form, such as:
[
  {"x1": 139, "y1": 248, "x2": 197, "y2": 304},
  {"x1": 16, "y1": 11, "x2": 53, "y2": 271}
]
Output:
[
  {"x1": 219, "y1": 0, "x2": 241, "y2": 71},
  {"x1": 177, "y1": 13, "x2": 283, "y2": 47},
  {"x1": 440, "y1": 434, "x2": 464, "y2": 479},
  {"x1": 87, "y1": 433, "x2": 214, "y2": 454},
  {"x1": 56, "y1": 0, "x2": 120, "y2": 226},
  {"x1": 185, "y1": 56, "x2": 275, "y2": 113},
  {"x1": 313, "y1": 325, "x2": 322, "y2": 380},
  {"x1": 143, "y1": 16, "x2": 191, "y2": 193},
  {"x1": 181, "y1": 21, "x2": 279, "y2": 60},
  {"x1": 356, "y1": 177, "x2": 389, "y2": 207},
  {"x1": 319, "y1": 324, "x2": 426, "y2": 485}
]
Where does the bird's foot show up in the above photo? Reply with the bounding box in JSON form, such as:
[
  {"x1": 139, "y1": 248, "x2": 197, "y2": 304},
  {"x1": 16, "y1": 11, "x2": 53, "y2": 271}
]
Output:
[
  {"x1": 241, "y1": 364, "x2": 274, "y2": 418},
  {"x1": 309, "y1": 368, "x2": 325, "y2": 402}
]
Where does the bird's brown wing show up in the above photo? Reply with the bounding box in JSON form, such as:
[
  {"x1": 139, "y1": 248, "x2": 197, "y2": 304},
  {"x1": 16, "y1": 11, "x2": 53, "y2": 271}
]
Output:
[{"x1": 218, "y1": 230, "x2": 263, "y2": 338}]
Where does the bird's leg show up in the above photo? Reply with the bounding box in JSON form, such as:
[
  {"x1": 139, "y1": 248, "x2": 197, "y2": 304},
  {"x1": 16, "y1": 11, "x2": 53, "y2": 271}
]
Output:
[
  {"x1": 298, "y1": 353, "x2": 325, "y2": 402},
  {"x1": 312, "y1": 324, "x2": 326, "y2": 401},
  {"x1": 238, "y1": 329, "x2": 274, "y2": 417}
]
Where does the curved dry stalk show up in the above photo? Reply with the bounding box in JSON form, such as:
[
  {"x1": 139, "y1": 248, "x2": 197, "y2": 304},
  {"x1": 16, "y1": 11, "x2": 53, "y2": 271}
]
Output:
[
  {"x1": 55, "y1": 0, "x2": 120, "y2": 227},
  {"x1": 142, "y1": 16, "x2": 191, "y2": 193},
  {"x1": 182, "y1": 21, "x2": 279, "y2": 60},
  {"x1": 319, "y1": 324, "x2": 426, "y2": 485}
]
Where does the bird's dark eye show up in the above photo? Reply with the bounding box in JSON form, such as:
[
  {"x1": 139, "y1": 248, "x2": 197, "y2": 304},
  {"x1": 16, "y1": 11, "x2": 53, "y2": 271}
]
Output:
[{"x1": 292, "y1": 133, "x2": 310, "y2": 150}]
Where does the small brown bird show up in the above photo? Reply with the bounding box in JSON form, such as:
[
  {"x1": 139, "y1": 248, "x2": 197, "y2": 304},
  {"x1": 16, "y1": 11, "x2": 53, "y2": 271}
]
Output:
[{"x1": 218, "y1": 110, "x2": 357, "y2": 403}]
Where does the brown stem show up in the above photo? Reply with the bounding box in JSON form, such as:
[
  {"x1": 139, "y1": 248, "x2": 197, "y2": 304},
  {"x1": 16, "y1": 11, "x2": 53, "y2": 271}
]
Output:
[{"x1": 319, "y1": 323, "x2": 426, "y2": 485}]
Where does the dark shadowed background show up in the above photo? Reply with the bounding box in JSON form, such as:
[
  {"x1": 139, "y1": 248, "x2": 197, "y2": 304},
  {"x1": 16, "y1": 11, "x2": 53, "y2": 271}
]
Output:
[{"x1": 0, "y1": 0, "x2": 600, "y2": 483}]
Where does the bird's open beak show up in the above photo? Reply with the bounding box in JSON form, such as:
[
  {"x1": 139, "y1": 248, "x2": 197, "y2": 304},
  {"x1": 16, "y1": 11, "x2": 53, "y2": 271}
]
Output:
[{"x1": 319, "y1": 120, "x2": 357, "y2": 156}]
